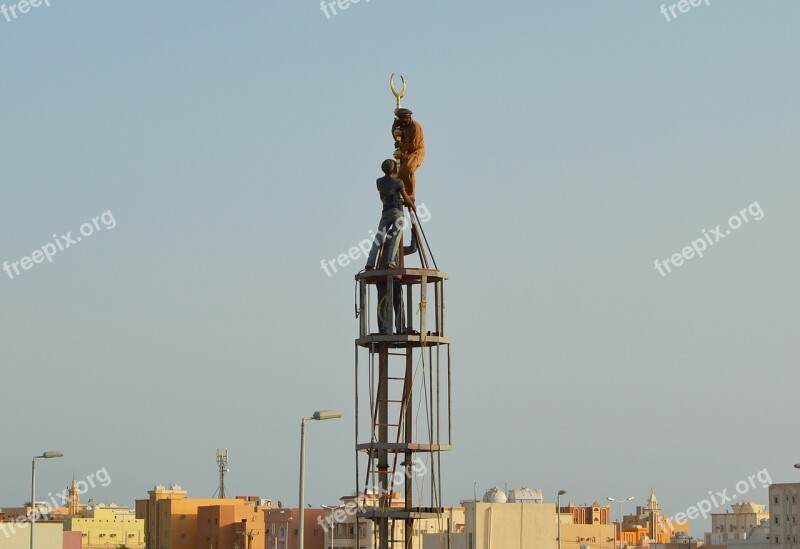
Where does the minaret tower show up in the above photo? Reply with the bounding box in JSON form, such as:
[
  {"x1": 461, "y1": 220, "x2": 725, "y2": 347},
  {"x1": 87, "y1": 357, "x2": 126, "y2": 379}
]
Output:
[
  {"x1": 354, "y1": 76, "x2": 452, "y2": 549},
  {"x1": 67, "y1": 477, "x2": 80, "y2": 516},
  {"x1": 646, "y1": 490, "x2": 661, "y2": 540}
]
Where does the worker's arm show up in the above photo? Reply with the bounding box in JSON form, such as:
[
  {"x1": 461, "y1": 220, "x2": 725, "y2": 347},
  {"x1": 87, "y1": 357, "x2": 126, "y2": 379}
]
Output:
[{"x1": 401, "y1": 190, "x2": 416, "y2": 212}]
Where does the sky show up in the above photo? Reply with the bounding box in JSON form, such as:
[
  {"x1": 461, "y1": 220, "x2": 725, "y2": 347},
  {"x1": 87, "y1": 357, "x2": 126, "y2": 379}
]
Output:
[{"x1": 2, "y1": 0, "x2": 799, "y2": 536}]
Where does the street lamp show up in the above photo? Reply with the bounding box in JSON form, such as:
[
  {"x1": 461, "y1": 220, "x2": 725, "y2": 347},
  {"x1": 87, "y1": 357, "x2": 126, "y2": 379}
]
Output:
[
  {"x1": 31, "y1": 451, "x2": 64, "y2": 549},
  {"x1": 321, "y1": 505, "x2": 343, "y2": 549},
  {"x1": 607, "y1": 496, "x2": 634, "y2": 549},
  {"x1": 298, "y1": 410, "x2": 342, "y2": 549},
  {"x1": 557, "y1": 490, "x2": 567, "y2": 549}
]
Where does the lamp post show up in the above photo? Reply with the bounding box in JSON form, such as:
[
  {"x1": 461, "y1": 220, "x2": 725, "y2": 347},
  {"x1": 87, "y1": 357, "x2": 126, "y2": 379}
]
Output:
[
  {"x1": 298, "y1": 410, "x2": 342, "y2": 549},
  {"x1": 31, "y1": 451, "x2": 64, "y2": 549},
  {"x1": 321, "y1": 505, "x2": 343, "y2": 549},
  {"x1": 607, "y1": 496, "x2": 634, "y2": 549},
  {"x1": 557, "y1": 490, "x2": 567, "y2": 549}
]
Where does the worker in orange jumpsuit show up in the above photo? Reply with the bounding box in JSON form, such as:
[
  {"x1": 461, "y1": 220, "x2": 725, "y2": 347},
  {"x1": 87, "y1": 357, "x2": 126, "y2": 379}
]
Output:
[{"x1": 391, "y1": 108, "x2": 425, "y2": 203}]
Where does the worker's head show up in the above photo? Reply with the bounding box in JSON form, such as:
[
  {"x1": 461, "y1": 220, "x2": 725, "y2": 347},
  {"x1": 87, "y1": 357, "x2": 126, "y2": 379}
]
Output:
[
  {"x1": 381, "y1": 159, "x2": 398, "y2": 176},
  {"x1": 394, "y1": 108, "x2": 413, "y2": 126}
]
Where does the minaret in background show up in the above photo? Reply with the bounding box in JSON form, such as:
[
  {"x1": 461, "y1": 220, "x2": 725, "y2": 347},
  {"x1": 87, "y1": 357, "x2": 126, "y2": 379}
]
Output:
[
  {"x1": 646, "y1": 490, "x2": 661, "y2": 540},
  {"x1": 67, "y1": 477, "x2": 80, "y2": 516}
]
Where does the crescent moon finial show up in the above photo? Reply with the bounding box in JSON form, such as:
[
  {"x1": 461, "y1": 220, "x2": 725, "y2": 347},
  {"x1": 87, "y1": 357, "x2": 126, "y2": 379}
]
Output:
[{"x1": 390, "y1": 73, "x2": 406, "y2": 109}]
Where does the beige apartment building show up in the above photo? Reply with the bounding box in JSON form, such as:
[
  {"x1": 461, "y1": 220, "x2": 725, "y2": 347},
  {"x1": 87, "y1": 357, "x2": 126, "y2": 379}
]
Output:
[
  {"x1": 427, "y1": 500, "x2": 562, "y2": 549},
  {"x1": 64, "y1": 504, "x2": 145, "y2": 548},
  {"x1": 419, "y1": 487, "x2": 646, "y2": 549},
  {"x1": 704, "y1": 501, "x2": 769, "y2": 545},
  {"x1": 769, "y1": 483, "x2": 800, "y2": 549}
]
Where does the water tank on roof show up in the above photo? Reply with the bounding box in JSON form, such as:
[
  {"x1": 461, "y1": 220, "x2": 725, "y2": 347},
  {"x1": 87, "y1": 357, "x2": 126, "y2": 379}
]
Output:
[
  {"x1": 507, "y1": 488, "x2": 543, "y2": 503},
  {"x1": 482, "y1": 487, "x2": 507, "y2": 503}
]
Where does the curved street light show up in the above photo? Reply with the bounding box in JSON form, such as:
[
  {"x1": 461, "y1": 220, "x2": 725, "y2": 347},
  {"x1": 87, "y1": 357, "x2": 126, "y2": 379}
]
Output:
[
  {"x1": 607, "y1": 496, "x2": 634, "y2": 549},
  {"x1": 557, "y1": 490, "x2": 567, "y2": 549},
  {"x1": 298, "y1": 410, "x2": 342, "y2": 549},
  {"x1": 31, "y1": 451, "x2": 64, "y2": 549}
]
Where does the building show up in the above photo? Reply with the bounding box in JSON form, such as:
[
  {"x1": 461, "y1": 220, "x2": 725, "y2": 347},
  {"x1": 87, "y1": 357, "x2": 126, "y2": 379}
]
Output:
[
  {"x1": 197, "y1": 500, "x2": 268, "y2": 549},
  {"x1": 769, "y1": 483, "x2": 800, "y2": 549},
  {"x1": 424, "y1": 487, "x2": 616, "y2": 549},
  {"x1": 435, "y1": 499, "x2": 559, "y2": 549},
  {"x1": 704, "y1": 502, "x2": 769, "y2": 545},
  {"x1": 135, "y1": 484, "x2": 248, "y2": 549},
  {"x1": 63, "y1": 503, "x2": 145, "y2": 548},
  {"x1": 0, "y1": 520, "x2": 67, "y2": 549},
  {"x1": 559, "y1": 502, "x2": 611, "y2": 526},
  {"x1": 727, "y1": 519, "x2": 771, "y2": 549},
  {"x1": 264, "y1": 508, "x2": 324, "y2": 549}
]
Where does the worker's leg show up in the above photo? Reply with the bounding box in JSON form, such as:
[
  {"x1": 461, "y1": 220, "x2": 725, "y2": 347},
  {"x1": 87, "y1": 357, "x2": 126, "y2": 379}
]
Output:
[
  {"x1": 398, "y1": 164, "x2": 415, "y2": 202},
  {"x1": 376, "y1": 281, "x2": 389, "y2": 333},
  {"x1": 376, "y1": 243, "x2": 405, "y2": 334},
  {"x1": 366, "y1": 210, "x2": 399, "y2": 269},
  {"x1": 376, "y1": 281, "x2": 405, "y2": 334},
  {"x1": 376, "y1": 210, "x2": 403, "y2": 268},
  {"x1": 392, "y1": 279, "x2": 404, "y2": 333}
]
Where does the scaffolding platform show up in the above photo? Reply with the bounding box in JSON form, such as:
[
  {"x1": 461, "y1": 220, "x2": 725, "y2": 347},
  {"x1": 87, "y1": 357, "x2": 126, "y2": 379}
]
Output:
[{"x1": 355, "y1": 262, "x2": 452, "y2": 549}]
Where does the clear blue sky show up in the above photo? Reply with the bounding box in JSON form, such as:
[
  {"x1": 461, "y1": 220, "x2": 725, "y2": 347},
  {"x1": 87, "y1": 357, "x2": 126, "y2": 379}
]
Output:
[{"x1": 2, "y1": 0, "x2": 798, "y2": 535}]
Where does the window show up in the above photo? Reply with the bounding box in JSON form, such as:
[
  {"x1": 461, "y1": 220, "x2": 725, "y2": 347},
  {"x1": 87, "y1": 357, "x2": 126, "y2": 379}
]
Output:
[
  {"x1": 775, "y1": 496, "x2": 780, "y2": 505},
  {"x1": 775, "y1": 516, "x2": 779, "y2": 525},
  {"x1": 313, "y1": 529, "x2": 319, "y2": 536}
]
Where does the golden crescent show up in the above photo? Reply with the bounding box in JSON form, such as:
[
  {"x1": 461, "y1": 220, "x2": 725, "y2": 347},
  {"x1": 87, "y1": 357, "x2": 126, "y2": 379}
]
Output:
[{"x1": 390, "y1": 73, "x2": 406, "y2": 99}]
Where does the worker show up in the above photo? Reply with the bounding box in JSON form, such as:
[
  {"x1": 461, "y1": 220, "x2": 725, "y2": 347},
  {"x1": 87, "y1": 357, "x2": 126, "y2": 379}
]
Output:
[
  {"x1": 365, "y1": 159, "x2": 415, "y2": 333},
  {"x1": 391, "y1": 108, "x2": 425, "y2": 202}
]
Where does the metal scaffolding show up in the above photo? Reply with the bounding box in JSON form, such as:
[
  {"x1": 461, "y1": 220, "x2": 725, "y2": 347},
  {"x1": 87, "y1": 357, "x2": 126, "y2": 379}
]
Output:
[{"x1": 354, "y1": 266, "x2": 452, "y2": 549}]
